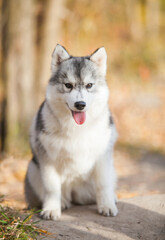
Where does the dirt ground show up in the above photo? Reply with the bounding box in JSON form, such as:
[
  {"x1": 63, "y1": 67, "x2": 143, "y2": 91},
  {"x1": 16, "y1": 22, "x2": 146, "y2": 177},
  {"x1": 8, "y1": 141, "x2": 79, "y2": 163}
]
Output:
[
  {"x1": 33, "y1": 194, "x2": 165, "y2": 240},
  {"x1": 0, "y1": 147, "x2": 165, "y2": 239}
]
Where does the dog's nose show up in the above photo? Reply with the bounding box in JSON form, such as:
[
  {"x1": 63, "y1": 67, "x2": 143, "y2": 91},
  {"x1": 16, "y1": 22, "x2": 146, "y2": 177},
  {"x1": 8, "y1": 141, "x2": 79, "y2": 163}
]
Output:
[{"x1": 74, "y1": 101, "x2": 86, "y2": 110}]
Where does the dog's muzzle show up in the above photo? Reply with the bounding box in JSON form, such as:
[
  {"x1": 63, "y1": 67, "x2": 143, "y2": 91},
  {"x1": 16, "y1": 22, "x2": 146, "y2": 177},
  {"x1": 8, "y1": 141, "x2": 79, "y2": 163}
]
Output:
[{"x1": 74, "y1": 101, "x2": 86, "y2": 111}]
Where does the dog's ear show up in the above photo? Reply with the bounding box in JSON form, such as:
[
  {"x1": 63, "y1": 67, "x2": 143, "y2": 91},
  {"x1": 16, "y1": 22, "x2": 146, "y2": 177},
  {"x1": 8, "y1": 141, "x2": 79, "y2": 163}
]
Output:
[
  {"x1": 51, "y1": 44, "x2": 70, "y2": 72},
  {"x1": 90, "y1": 47, "x2": 107, "y2": 76}
]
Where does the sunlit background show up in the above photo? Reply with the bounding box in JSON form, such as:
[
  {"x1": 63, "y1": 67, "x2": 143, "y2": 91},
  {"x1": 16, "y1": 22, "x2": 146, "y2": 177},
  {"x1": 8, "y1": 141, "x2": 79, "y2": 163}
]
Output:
[{"x1": 0, "y1": 0, "x2": 165, "y2": 207}]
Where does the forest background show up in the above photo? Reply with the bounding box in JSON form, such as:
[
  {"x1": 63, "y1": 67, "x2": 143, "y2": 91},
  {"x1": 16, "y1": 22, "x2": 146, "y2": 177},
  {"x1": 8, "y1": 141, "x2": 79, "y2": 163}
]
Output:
[
  {"x1": 0, "y1": 0, "x2": 164, "y2": 217},
  {"x1": 0, "y1": 0, "x2": 165, "y2": 155}
]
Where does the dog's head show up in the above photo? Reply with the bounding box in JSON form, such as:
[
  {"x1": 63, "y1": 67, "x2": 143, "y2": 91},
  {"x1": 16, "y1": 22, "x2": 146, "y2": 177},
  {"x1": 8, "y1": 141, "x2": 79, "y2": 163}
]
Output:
[{"x1": 46, "y1": 44, "x2": 108, "y2": 125}]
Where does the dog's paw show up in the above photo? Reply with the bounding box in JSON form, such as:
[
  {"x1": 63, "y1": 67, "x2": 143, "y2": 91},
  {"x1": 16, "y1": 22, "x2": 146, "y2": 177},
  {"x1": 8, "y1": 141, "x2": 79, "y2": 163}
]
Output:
[
  {"x1": 98, "y1": 203, "x2": 118, "y2": 217},
  {"x1": 61, "y1": 198, "x2": 72, "y2": 210},
  {"x1": 40, "y1": 208, "x2": 61, "y2": 220}
]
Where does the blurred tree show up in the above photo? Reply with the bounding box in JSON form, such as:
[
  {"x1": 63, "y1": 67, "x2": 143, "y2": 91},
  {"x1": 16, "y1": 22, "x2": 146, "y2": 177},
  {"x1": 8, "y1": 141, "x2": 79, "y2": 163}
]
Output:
[
  {"x1": 0, "y1": 0, "x2": 65, "y2": 153},
  {"x1": 36, "y1": 0, "x2": 66, "y2": 102},
  {"x1": 146, "y1": 0, "x2": 160, "y2": 37},
  {"x1": 125, "y1": 0, "x2": 161, "y2": 40},
  {"x1": 0, "y1": 0, "x2": 164, "y2": 154},
  {"x1": 125, "y1": 0, "x2": 145, "y2": 41},
  {"x1": 1, "y1": 0, "x2": 36, "y2": 153}
]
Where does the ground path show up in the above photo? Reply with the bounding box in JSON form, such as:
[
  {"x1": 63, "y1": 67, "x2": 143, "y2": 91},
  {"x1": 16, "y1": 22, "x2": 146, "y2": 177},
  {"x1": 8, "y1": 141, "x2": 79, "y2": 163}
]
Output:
[
  {"x1": 0, "y1": 147, "x2": 165, "y2": 239},
  {"x1": 34, "y1": 194, "x2": 165, "y2": 240}
]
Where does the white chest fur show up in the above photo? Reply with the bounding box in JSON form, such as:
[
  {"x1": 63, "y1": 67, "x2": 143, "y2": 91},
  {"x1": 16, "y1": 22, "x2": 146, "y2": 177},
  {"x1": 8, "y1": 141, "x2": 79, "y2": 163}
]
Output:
[{"x1": 39, "y1": 117, "x2": 110, "y2": 183}]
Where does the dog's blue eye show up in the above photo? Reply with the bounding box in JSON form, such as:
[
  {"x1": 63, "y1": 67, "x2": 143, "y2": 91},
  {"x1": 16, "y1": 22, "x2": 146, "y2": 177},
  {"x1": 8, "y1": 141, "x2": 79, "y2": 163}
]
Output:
[
  {"x1": 65, "y1": 83, "x2": 73, "y2": 89},
  {"x1": 86, "y1": 83, "x2": 93, "y2": 89}
]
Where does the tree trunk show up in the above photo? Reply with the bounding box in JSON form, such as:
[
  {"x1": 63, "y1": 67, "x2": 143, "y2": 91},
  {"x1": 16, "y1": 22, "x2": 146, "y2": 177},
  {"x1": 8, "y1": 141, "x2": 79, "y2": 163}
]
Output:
[
  {"x1": 146, "y1": 0, "x2": 160, "y2": 36},
  {"x1": 36, "y1": 0, "x2": 65, "y2": 103},
  {"x1": 125, "y1": 0, "x2": 146, "y2": 41},
  {"x1": 1, "y1": 0, "x2": 36, "y2": 152}
]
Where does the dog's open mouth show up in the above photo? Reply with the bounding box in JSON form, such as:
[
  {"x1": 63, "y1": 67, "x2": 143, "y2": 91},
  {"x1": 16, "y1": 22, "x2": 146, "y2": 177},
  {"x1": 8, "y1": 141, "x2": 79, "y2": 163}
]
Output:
[{"x1": 72, "y1": 111, "x2": 86, "y2": 125}]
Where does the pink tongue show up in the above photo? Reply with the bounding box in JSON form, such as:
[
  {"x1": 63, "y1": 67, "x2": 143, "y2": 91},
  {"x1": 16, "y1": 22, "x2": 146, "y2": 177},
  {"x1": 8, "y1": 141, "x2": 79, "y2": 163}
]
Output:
[{"x1": 72, "y1": 111, "x2": 86, "y2": 125}]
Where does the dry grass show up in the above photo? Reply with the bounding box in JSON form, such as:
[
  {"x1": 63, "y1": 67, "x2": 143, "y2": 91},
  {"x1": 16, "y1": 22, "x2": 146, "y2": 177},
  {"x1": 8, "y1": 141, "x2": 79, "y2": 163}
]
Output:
[{"x1": 0, "y1": 203, "x2": 42, "y2": 240}]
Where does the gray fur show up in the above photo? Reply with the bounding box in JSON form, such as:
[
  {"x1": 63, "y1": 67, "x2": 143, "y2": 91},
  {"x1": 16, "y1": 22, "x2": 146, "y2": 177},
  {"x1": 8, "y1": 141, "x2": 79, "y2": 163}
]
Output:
[
  {"x1": 35, "y1": 137, "x2": 46, "y2": 156},
  {"x1": 36, "y1": 101, "x2": 45, "y2": 132},
  {"x1": 110, "y1": 115, "x2": 114, "y2": 125},
  {"x1": 49, "y1": 56, "x2": 99, "y2": 96},
  {"x1": 72, "y1": 57, "x2": 87, "y2": 83},
  {"x1": 32, "y1": 155, "x2": 39, "y2": 168},
  {"x1": 25, "y1": 172, "x2": 42, "y2": 209}
]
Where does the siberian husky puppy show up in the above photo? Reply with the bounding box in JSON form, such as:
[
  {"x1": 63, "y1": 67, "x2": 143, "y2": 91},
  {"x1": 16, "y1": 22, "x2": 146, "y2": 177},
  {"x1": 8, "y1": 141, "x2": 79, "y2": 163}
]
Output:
[{"x1": 25, "y1": 44, "x2": 118, "y2": 220}]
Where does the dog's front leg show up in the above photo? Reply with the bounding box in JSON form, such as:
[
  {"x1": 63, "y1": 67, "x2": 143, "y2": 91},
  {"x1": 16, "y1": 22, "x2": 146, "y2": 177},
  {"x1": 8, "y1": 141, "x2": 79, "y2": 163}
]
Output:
[
  {"x1": 94, "y1": 152, "x2": 118, "y2": 217},
  {"x1": 40, "y1": 164, "x2": 61, "y2": 220}
]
